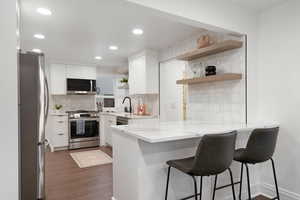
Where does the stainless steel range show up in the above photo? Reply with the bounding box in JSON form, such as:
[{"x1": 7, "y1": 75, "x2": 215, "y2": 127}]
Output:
[{"x1": 68, "y1": 110, "x2": 100, "y2": 149}]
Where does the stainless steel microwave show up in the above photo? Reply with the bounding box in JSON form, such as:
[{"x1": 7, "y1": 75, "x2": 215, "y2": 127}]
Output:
[{"x1": 67, "y1": 78, "x2": 96, "y2": 95}]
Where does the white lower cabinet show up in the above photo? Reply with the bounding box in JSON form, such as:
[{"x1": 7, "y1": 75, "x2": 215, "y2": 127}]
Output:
[
  {"x1": 50, "y1": 115, "x2": 69, "y2": 151},
  {"x1": 100, "y1": 115, "x2": 116, "y2": 146}
]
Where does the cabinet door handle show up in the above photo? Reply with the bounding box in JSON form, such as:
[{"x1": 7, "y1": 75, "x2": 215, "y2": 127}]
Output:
[
  {"x1": 57, "y1": 121, "x2": 64, "y2": 123},
  {"x1": 58, "y1": 133, "x2": 64, "y2": 136}
]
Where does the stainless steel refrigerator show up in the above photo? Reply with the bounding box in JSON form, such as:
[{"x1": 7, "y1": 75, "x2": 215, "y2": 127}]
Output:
[{"x1": 19, "y1": 52, "x2": 49, "y2": 200}]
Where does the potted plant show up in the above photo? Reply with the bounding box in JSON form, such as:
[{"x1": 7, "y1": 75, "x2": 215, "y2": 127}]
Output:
[
  {"x1": 54, "y1": 104, "x2": 63, "y2": 113},
  {"x1": 119, "y1": 78, "x2": 129, "y2": 89}
]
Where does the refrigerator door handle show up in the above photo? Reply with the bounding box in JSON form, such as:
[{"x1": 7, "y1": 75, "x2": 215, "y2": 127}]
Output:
[{"x1": 44, "y1": 77, "x2": 49, "y2": 122}]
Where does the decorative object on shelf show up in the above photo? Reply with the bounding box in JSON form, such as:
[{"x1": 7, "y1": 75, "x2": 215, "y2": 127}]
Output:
[
  {"x1": 205, "y1": 65, "x2": 217, "y2": 76},
  {"x1": 197, "y1": 35, "x2": 213, "y2": 48},
  {"x1": 119, "y1": 77, "x2": 129, "y2": 89},
  {"x1": 190, "y1": 62, "x2": 204, "y2": 78},
  {"x1": 54, "y1": 104, "x2": 63, "y2": 113}
]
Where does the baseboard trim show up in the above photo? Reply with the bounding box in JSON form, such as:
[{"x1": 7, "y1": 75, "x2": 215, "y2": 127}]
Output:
[
  {"x1": 111, "y1": 184, "x2": 300, "y2": 200},
  {"x1": 223, "y1": 184, "x2": 261, "y2": 200},
  {"x1": 260, "y1": 183, "x2": 300, "y2": 200}
]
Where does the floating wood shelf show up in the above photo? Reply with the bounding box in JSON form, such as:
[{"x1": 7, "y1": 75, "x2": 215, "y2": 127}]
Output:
[
  {"x1": 176, "y1": 73, "x2": 242, "y2": 85},
  {"x1": 176, "y1": 40, "x2": 243, "y2": 61}
]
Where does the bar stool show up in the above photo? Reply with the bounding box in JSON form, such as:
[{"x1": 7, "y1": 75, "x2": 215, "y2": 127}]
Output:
[
  {"x1": 165, "y1": 131, "x2": 237, "y2": 200},
  {"x1": 234, "y1": 127, "x2": 280, "y2": 200}
]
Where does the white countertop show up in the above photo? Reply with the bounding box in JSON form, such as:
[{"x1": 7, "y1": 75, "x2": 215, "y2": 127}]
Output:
[
  {"x1": 50, "y1": 111, "x2": 68, "y2": 116},
  {"x1": 100, "y1": 112, "x2": 158, "y2": 119},
  {"x1": 111, "y1": 120, "x2": 279, "y2": 143}
]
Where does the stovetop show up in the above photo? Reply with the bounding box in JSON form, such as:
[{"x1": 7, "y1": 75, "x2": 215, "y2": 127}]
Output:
[
  {"x1": 67, "y1": 110, "x2": 99, "y2": 119},
  {"x1": 66, "y1": 110, "x2": 98, "y2": 114}
]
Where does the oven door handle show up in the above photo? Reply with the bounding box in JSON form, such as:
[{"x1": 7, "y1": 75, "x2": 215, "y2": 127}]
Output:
[{"x1": 69, "y1": 118, "x2": 100, "y2": 121}]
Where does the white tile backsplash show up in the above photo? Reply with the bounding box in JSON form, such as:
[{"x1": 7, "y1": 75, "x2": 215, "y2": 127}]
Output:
[
  {"x1": 51, "y1": 95, "x2": 96, "y2": 112},
  {"x1": 159, "y1": 31, "x2": 246, "y2": 123}
]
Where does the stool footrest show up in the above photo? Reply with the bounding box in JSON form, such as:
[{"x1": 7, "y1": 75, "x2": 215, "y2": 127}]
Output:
[
  {"x1": 180, "y1": 193, "x2": 201, "y2": 200},
  {"x1": 215, "y1": 181, "x2": 241, "y2": 190}
]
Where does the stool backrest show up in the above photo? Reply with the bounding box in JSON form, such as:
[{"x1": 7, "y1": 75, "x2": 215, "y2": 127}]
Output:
[
  {"x1": 192, "y1": 131, "x2": 237, "y2": 175},
  {"x1": 245, "y1": 127, "x2": 279, "y2": 163}
]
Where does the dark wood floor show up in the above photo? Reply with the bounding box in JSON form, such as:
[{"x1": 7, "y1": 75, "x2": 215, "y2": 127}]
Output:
[
  {"x1": 45, "y1": 147, "x2": 113, "y2": 200},
  {"x1": 45, "y1": 147, "x2": 269, "y2": 200}
]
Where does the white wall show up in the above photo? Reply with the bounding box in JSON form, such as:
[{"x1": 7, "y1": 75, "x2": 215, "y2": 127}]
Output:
[
  {"x1": 159, "y1": 31, "x2": 246, "y2": 123},
  {"x1": 257, "y1": 1, "x2": 300, "y2": 198},
  {"x1": 160, "y1": 60, "x2": 185, "y2": 121},
  {"x1": 0, "y1": 0, "x2": 19, "y2": 199}
]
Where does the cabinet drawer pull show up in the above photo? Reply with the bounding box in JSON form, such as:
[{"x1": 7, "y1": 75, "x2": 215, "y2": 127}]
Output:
[
  {"x1": 57, "y1": 121, "x2": 65, "y2": 123},
  {"x1": 58, "y1": 133, "x2": 64, "y2": 136}
]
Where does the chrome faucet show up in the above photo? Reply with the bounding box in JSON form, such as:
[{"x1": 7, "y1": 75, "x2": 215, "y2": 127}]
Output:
[{"x1": 122, "y1": 96, "x2": 132, "y2": 113}]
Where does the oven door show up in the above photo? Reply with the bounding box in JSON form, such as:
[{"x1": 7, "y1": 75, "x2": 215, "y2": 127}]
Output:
[{"x1": 69, "y1": 118, "x2": 99, "y2": 142}]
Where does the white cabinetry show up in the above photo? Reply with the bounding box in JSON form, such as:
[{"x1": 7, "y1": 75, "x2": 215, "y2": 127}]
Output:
[
  {"x1": 100, "y1": 115, "x2": 116, "y2": 146},
  {"x1": 49, "y1": 64, "x2": 97, "y2": 95},
  {"x1": 66, "y1": 65, "x2": 96, "y2": 79},
  {"x1": 49, "y1": 115, "x2": 68, "y2": 151},
  {"x1": 50, "y1": 64, "x2": 67, "y2": 95},
  {"x1": 128, "y1": 50, "x2": 159, "y2": 95}
]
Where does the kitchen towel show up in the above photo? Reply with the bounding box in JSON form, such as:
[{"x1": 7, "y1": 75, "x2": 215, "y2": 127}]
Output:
[{"x1": 76, "y1": 120, "x2": 85, "y2": 135}]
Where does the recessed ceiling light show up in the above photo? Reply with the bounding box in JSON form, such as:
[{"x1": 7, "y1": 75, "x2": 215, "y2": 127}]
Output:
[
  {"x1": 34, "y1": 34, "x2": 45, "y2": 39},
  {"x1": 95, "y1": 56, "x2": 102, "y2": 60},
  {"x1": 109, "y1": 45, "x2": 119, "y2": 50},
  {"x1": 32, "y1": 48, "x2": 42, "y2": 53},
  {"x1": 37, "y1": 8, "x2": 52, "y2": 16},
  {"x1": 132, "y1": 28, "x2": 143, "y2": 35}
]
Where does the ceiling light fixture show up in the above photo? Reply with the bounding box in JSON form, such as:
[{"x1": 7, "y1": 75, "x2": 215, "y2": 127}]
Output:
[
  {"x1": 32, "y1": 48, "x2": 42, "y2": 53},
  {"x1": 37, "y1": 8, "x2": 52, "y2": 16},
  {"x1": 95, "y1": 56, "x2": 102, "y2": 60},
  {"x1": 34, "y1": 34, "x2": 45, "y2": 39},
  {"x1": 132, "y1": 28, "x2": 144, "y2": 35},
  {"x1": 109, "y1": 45, "x2": 119, "y2": 50}
]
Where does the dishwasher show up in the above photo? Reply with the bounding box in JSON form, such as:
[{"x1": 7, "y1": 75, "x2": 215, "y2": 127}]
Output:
[{"x1": 116, "y1": 116, "x2": 129, "y2": 125}]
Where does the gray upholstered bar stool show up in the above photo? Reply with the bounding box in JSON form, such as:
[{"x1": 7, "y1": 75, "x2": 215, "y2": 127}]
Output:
[
  {"x1": 234, "y1": 127, "x2": 280, "y2": 200},
  {"x1": 165, "y1": 131, "x2": 237, "y2": 200}
]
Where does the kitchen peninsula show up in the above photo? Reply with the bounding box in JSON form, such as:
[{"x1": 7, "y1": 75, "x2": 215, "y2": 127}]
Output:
[{"x1": 111, "y1": 120, "x2": 278, "y2": 200}]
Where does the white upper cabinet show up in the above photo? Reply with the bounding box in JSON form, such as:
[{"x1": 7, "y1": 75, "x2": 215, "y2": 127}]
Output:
[
  {"x1": 50, "y1": 64, "x2": 97, "y2": 95},
  {"x1": 50, "y1": 64, "x2": 67, "y2": 95},
  {"x1": 66, "y1": 65, "x2": 96, "y2": 80},
  {"x1": 128, "y1": 50, "x2": 159, "y2": 95}
]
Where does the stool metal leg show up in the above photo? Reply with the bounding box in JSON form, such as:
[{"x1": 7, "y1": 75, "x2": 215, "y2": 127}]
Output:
[
  {"x1": 192, "y1": 176, "x2": 198, "y2": 200},
  {"x1": 245, "y1": 164, "x2": 252, "y2": 200},
  {"x1": 212, "y1": 175, "x2": 218, "y2": 200},
  {"x1": 165, "y1": 166, "x2": 171, "y2": 200},
  {"x1": 239, "y1": 164, "x2": 243, "y2": 200},
  {"x1": 228, "y1": 168, "x2": 236, "y2": 200},
  {"x1": 199, "y1": 176, "x2": 203, "y2": 200},
  {"x1": 271, "y1": 158, "x2": 280, "y2": 200}
]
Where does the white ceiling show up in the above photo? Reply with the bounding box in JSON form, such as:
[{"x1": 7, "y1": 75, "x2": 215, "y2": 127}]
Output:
[
  {"x1": 231, "y1": 0, "x2": 287, "y2": 12},
  {"x1": 20, "y1": 0, "x2": 203, "y2": 68}
]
